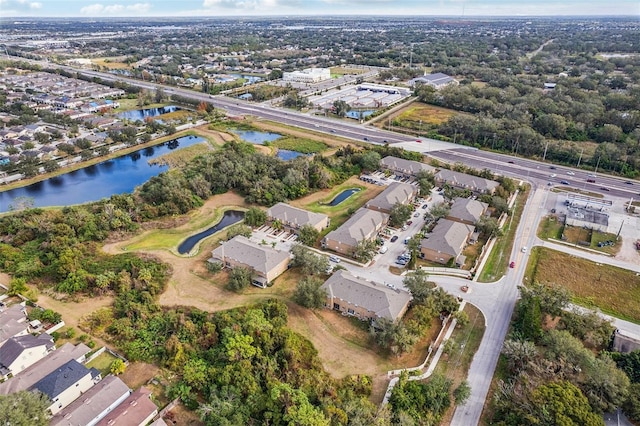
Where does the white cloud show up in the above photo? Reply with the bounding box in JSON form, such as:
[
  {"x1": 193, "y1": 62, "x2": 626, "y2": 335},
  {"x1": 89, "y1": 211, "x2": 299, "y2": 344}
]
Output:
[
  {"x1": 0, "y1": 0, "x2": 43, "y2": 10},
  {"x1": 80, "y1": 2, "x2": 151, "y2": 15}
]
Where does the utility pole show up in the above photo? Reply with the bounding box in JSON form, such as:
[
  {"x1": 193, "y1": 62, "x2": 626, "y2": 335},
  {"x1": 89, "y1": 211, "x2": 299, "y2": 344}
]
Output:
[
  {"x1": 542, "y1": 140, "x2": 549, "y2": 161},
  {"x1": 594, "y1": 156, "x2": 601, "y2": 175},
  {"x1": 577, "y1": 148, "x2": 583, "y2": 167}
]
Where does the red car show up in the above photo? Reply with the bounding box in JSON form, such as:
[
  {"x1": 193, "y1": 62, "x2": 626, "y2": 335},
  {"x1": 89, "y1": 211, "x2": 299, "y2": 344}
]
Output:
[
  {"x1": 407, "y1": 221, "x2": 413, "y2": 226},
  {"x1": 509, "y1": 261, "x2": 515, "y2": 268}
]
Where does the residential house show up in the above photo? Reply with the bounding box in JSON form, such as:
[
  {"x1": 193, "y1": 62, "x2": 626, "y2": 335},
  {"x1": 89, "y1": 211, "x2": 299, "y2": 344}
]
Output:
[
  {"x1": 408, "y1": 73, "x2": 458, "y2": 89},
  {"x1": 0, "y1": 334, "x2": 55, "y2": 380},
  {"x1": 266, "y1": 203, "x2": 330, "y2": 234},
  {"x1": 0, "y1": 343, "x2": 90, "y2": 395},
  {"x1": 209, "y1": 235, "x2": 291, "y2": 288},
  {"x1": 320, "y1": 270, "x2": 412, "y2": 322},
  {"x1": 0, "y1": 303, "x2": 29, "y2": 347},
  {"x1": 365, "y1": 182, "x2": 418, "y2": 214},
  {"x1": 420, "y1": 219, "x2": 475, "y2": 267},
  {"x1": 50, "y1": 375, "x2": 131, "y2": 426},
  {"x1": 380, "y1": 156, "x2": 435, "y2": 178},
  {"x1": 95, "y1": 387, "x2": 158, "y2": 426},
  {"x1": 323, "y1": 208, "x2": 389, "y2": 257},
  {"x1": 446, "y1": 198, "x2": 489, "y2": 226},
  {"x1": 434, "y1": 169, "x2": 499, "y2": 195},
  {"x1": 31, "y1": 359, "x2": 101, "y2": 415}
]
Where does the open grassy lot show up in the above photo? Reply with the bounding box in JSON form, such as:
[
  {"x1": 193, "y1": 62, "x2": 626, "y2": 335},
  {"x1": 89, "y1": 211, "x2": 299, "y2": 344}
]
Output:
[
  {"x1": 479, "y1": 186, "x2": 529, "y2": 282},
  {"x1": 113, "y1": 99, "x2": 169, "y2": 112},
  {"x1": 330, "y1": 66, "x2": 367, "y2": 75},
  {"x1": 391, "y1": 102, "x2": 459, "y2": 127},
  {"x1": 435, "y1": 303, "x2": 486, "y2": 425},
  {"x1": 85, "y1": 350, "x2": 118, "y2": 376},
  {"x1": 91, "y1": 57, "x2": 131, "y2": 70},
  {"x1": 148, "y1": 142, "x2": 214, "y2": 168},
  {"x1": 157, "y1": 109, "x2": 195, "y2": 122},
  {"x1": 537, "y1": 215, "x2": 564, "y2": 240},
  {"x1": 527, "y1": 247, "x2": 640, "y2": 323},
  {"x1": 269, "y1": 136, "x2": 327, "y2": 153}
]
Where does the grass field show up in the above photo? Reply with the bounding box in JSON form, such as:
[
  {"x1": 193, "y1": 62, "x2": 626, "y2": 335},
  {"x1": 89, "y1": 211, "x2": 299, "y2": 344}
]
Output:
[
  {"x1": 479, "y1": 187, "x2": 529, "y2": 282},
  {"x1": 527, "y1": 247, "x2": 640, "y2": 323},
  {"x1": 330, "y1": 66, "x2": 366, "y2": 75},
  {"x1": 436, "y1": 303, "x2": 486, "y2": 425},
  {"x1": 125, "y1": 205, "x2": 245, "y2": 254},
  {"x1": 537, "y1": 216, "x2": 620, "y2": 255},
  {"x1": 148, "y1": 142, "x2": 213, "y2": 168},
  {"x1": 92, "y1": 57, "x2": 131, "y2": 70},
  {"x1": 85, "y1": 351, "x2": 118, "y2": 376},
  {"x1": 393, "y1": 102, "x2": 458, "y2": 126},
  {"x1": 269, "y1": 136, "x2": 327, "y2": 153}
]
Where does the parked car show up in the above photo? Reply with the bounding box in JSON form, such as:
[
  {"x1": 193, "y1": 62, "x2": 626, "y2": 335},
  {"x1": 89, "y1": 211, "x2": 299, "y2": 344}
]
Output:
[
  {"x1": 407, "y1": 221, "x2": 413, "y2": 226},
  {"x1": 329, "y1": 255, "x2": 340, "y2": 263},
  {"x1": 379, "y1": 246, "x2": 388, "y2": 254},
  {"x1": 509, "y1": 261, "x2": 515, "y2": 268},
  {"x1": 625, "y1": 181, "x2": 634, "y2": 185},
  {"x1": 550, "y1": 166, "x2": 557, "y2": 169},
  {"x1": 521, "y1": 246, "x2": 527, "y2": 253},
  {"x1": 550, "y1": 173, "x2": 557, "y2": 178},
  {"x1": 390, "y1": 235, "x2": 399, "y2": 243},
  {"x1": 567, "y1": 171, "x2": 575, "y2": 175},
  {"x1": 422, "y1": 204, "x2": 428, "y2": 209},
  {"x1": 507, "y1": 161, "x2": 514, "y2": 164},
  {"x1": 413, "y1": 212, "x2": 420, "y2": 217}
]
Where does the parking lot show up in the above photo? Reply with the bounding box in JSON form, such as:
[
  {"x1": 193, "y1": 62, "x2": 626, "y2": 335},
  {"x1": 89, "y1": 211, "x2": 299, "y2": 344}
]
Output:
[{"x1": 250, "y1": 225, "x2": 298, "y2": 252}]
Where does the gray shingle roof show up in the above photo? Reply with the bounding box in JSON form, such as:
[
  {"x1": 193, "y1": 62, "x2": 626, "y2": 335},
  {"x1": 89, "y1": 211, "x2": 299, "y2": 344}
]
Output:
[
  {"x1": 0, "y1": 334, "x2": 54, "y2": 369},
  {"x1": 321, "y1": 270, "x2": 412, "y2": 321},
  {"x1": 324, "y1": 208, "x2": 389, "y2": 248},
  {"x1": 366, "y1": 182, "x2": 417, "y2": 213},
  {"x1": 266, "y1": 203, "x2": 328, "y2": 229},
  {"x1": 31, "y1": 359, "x2": 92, "y2": 400},
  {"x1": 435, "y1": 169, "x2": 499, "y2": 193},
  {"x1": 50, "y1": 375, "x2": 131, "y2": 426},
  {"x1": 380, "y1": 156, "x2": 435, "y2": 176},
  {"x1": 210, "y1": 235, "x2": 290, "y2": 276},
  {"x1": 448, "y1": 198, "x2": 489, "y2": 223},
  {"x1": 0, "y1": 342, "x2": 91, "y2": 395},
  {"x1": 0, "y1": 304, "x2": 28, "y2": 345},
  {"x1": 421, "y1": 219, "x2": 475, "y2": 258}
]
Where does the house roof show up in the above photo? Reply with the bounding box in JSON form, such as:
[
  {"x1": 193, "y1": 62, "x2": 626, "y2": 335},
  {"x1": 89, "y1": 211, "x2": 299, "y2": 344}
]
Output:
[
  {"x1": 0, "y1": 334, "x2": 54, "y2": 369},
  {"x1": 50, "y1": 375, "x2": 131, "y2": 426},
  {"x1": 448, "y1": 198, "x2": 489, "y2": 223},
  {"x1": 434, "y1": 169, "x2": 499, "y2": 193},
  {"x1": 0, "y1": 343, "x2": 90, "y2": 395},
  {"x1": 266, "y1": 203, "x2": 328, "y2": 229},
  {"x1": 421, "y1": 219, "x2": 475, "y2": 258},
  {"x1": 210, "y1": 235, "x2": 291, "y2": 276},
  {"x1": 0, "y1": 303, "x2": 28, "y2": 345},
  {"x1": 324, "y1": 208, "x2": 389, "y2": 248},
  {"x1": 95, "y1": 387, "x2": 158, "y2": 426},
  {"x1": 32, "y1": 359, "x2": 97, "y2": 400},
  {"x1": 380, "y1": 156, "x2": 435, "y2": 176},
  {"x1": 321, "y1": 270, "x2": 412, "y2": 321},
  {"x1": 366, "y1": 182, "x2": 417, "y2": 213}
]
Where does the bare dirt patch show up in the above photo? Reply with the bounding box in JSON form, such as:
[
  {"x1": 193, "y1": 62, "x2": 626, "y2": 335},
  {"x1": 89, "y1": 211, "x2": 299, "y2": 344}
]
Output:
[{"x1": 119, "y1": 361, "x2": 161, "y2": 389}]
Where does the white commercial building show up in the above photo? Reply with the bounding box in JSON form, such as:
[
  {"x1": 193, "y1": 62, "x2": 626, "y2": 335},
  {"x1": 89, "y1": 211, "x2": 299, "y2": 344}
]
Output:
[{"x1": 283, "y1": 68, "x2": 331, "y2": 83}]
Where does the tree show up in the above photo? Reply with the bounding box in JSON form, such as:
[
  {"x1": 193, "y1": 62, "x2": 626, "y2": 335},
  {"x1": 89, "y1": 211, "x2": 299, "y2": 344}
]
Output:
[
  {"x1": 359, "y1": 151, "x2": 381, "y2": 172},
  {"x1": 244, "y1": 207, "x2": 267, "y2": 227},
  {"x1": 227, "y1": 267, "x2": 252, "y2": 292},
  {"x1": 0, "y1": 391, "x2": 49, "y2": 426},
  {"x1": 291, "y1": 244, "x2": 329, "y2": 276},
  {"x1": 402, "y1": 269, "x2": 433, "y2": 304},
  {"x1": 333, "y1": 100, "x2": 351, "y2": 118},
  {"x1": 353, "y1": 239, "x2": 377, "y2": 263},
  {"x1": 502, "y1": 338, "x2": 538, "y2": 373},
  {"x1": 428, "y1": 202, "x2": 450, "y2": 220},
  {"x1": 43, "y1": 159, "x2": 60, "y2": 173},
  {"x1": 293, "y1": 277, "x2": 326, "y2": 309},
  {"x1": 226, "y1": 224, "x2": 252, "y2": 240},
  {"x1": 453, "y1": 310, "x2": 469, "y2": 327},
  {"x1": 389, "y1": 202, "x2": 413, "y2": 228},
  {"x1": 110, "y1": 358, "x2": 126, "y2": 375},
  {"x1": 298, "y1": 224, "x2": 320, "y2": 246},
  {"x1": 530, "y1": 381, "x2": 604, "y2": 426},
  {"x1": 453, "y1": 381, "x2": 471, "y2": 405},
  {"x1": 476, "y1": 216, "x2": 501, "y2": 238}
]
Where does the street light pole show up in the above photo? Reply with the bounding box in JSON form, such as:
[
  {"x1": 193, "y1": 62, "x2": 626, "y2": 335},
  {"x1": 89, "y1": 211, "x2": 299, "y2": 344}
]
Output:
[{"x1": 594, "y1": 156, "x2": 601, "y2": 176}]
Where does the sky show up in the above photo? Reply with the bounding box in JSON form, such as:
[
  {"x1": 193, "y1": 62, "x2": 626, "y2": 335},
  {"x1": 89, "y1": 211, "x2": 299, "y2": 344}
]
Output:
[{"x1": 0, "y1": 0, "x2": 638, "y2": 17}]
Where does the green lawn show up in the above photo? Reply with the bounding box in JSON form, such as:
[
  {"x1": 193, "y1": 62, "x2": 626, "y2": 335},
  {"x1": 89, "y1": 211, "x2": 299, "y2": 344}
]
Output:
[
  {"x1": 85, "y1": 351, "x2": 118, "y2": 376},
  {"x1": 537, "y1": 216, "x2": 564, "y2": 240},
  {"x1": 125, "y1": 206, "x2": 244, "y2": 253},
  {"x1": 479, "y1": 186, "x2": 529, "y2": 282},
  {"x1": 269, "y1": 136, "x2": 327, "y2": 154}
]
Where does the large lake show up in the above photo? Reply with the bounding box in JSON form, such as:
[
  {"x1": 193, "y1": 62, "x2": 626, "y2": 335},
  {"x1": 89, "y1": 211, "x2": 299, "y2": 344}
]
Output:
[{"x1": 0, "y1": 135, "x2": 205, "y2": 213}]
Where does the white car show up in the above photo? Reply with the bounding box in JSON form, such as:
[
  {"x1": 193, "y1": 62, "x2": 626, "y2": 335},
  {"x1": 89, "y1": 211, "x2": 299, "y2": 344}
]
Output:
[
  {"x1": 550, "y1": 174, "x2": 556, "y2": 178},
  {"x1": 567, "y1": 171, "x2": 575, "y2": 175},
  {"x1": 521, "y1": 246, "x2": 527, "y2": 253},
  {"x1": 329, "y1": 255, "x2": 340, "y2": 263}
]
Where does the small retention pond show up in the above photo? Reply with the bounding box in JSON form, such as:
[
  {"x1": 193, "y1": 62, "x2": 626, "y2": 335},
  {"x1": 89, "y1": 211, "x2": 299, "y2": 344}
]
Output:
[
  {"x1": 177, "y1": 210, "x2": 244, "y2": 254},
  {"x1": 328, "y1": 188, "x2": 361, "y2": 206},
  {"x1": 231, "y1": 130, "x2": 282, "y2": 144},
  {"x1": 277, "y1": 149, "x2": 309, "y2": 161},
  {"x1": 117, "y1": 105, "x2": 180, "y2": 121}
]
